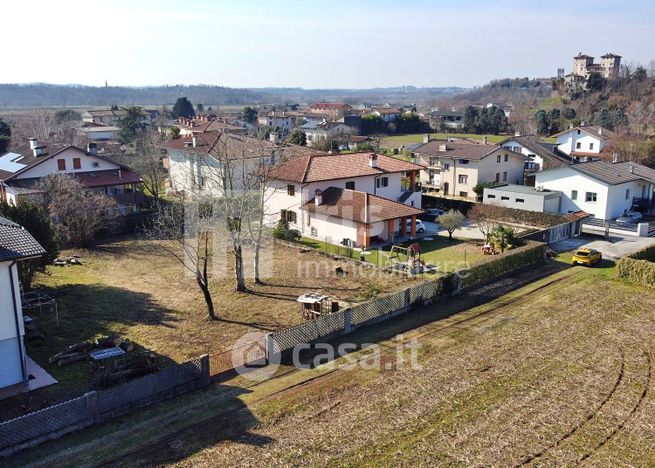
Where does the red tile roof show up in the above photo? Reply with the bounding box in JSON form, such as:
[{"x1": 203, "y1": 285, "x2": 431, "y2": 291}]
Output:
[
  {"x1": 311, "y1": 102, "x2": 352, "y2": 110},
  {"x1": 162, "y1": 131, "x2": 276, "y2": 159},
  {"x1": 302, "y1": 187, "x2": 424, "y2": 224},
  {"x1": 267, "y1": 152, "x2": 424, "y2": 183}
]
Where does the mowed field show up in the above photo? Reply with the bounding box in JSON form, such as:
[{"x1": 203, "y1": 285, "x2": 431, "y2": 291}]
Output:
[{"x1": 11, "y1": 259, "x2": 655, "y2": 467}]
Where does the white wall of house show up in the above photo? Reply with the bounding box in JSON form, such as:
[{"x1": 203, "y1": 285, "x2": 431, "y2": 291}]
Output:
[
  {"x1": 556, "y1": 131, "x2": 604, "y2": 156},
  {"x1": 13, "y1": 148, "x2": 120, "y2": 179},
  {"x1": 477, "y1": 149, "x2": 524, "y2": 187},
  {"x1": 305, "y1": 213, "x2": 359, "y2": 244},
  {"x1": 501, "y1": 140, "x2": 543, "y2": 170},
  {"x1": 483, "y1": 188, "x2": 561, "y2": 213},
  {"x1": 0, "y1": 261, "x2": 27, "y2": 388},
  {"x1": 536, "y1": 168, "x2": 609, "y2": 219}
]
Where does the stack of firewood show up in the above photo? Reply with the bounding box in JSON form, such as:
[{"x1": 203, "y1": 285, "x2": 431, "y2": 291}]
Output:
[
  {"x1": 48, "y1": 336, "x2": 134, "y2": 366},
  {"x1": 91, "y1": 353, "x2": 160, "y2": 389}
]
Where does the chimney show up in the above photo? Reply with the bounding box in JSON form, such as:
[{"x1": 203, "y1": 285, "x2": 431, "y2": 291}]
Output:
[
  {"x1": 514, "y1": 130, "x2": 520, "y2": 137},
  {"x1": 629, "y1": 165, "x2": 634, "y2": 174},
  {"x1": 369, "y1": 153, "x2": 378, "y2": 168},
  {"x1": 598, "y1": 127, "x2": 603, "y2": 135},
  {"x1": 612, "y1": 153, "x2": 619, "y2": 163},
  {"x1": 438, "y1": 144, "x2": 448, "y2": 152},
  {"x1": 87, "y1": 142, "x2": 98, "y2": 155},
  {"x1": 29, "y1": 138, "x2": 38, "y2": 150},
  {"x1": 483, "y1": 136, "x2": 488, "y2": 145},
  {"x1": 423, "y1": 134, "x2": 430, "y2": 144},
  {"x1": 192, "y1": 135, "x2": 198, "y2": 148},
  {"x1": 314, "y1": 189, "x2": 323, "y2": 206},
  {"x1": 118, "y1": 169, "x2": 122, "y2": 179}
]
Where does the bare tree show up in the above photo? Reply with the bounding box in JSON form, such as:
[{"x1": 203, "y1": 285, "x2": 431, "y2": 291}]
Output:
[
  {"x1": 468, "y1": 204, "x2": 496, "y2": 242},
  {"x1": 10, "y1": 110, "x2": 82, "y2": 147},
  {"x1": 114, "y1": 131, "x2": 167, "y2": 204},
  {"x1": 141, "y1": 202, "x2": 218, "y2": 320},
  {"x1": 36, "y1": 174, "x2": 117, "y2": 247}
]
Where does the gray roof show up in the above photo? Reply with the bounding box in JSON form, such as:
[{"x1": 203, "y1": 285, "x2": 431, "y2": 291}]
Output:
[
  {"x1": 569, "y1": 160, "x2": 655, "y2": 185},
  {"x1": 501, "y1": 135, "x2": 571, "y2": 167},
  {"x1": 486, "y1": 184, "x2": 562, "y2": 198},
  {"x1": 0, "y1": 216, "x2": 46, "y2": 262}
]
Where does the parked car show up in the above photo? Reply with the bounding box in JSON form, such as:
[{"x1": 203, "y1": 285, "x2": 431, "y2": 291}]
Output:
[
  {"x1": 398, "y1": 219, "x2": 426, "y2": 234},
  {"x1": 571, "y1": 248, "x2": 602, "y2": 266},
  {"x1": 616, "y1": 210, "x2": 643, "y2": 225},
  {"x1": 419, "y1": 208, "x2": 444, "y2": 223}
]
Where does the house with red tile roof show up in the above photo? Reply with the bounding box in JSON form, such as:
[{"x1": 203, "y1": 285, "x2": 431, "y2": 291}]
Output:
[
  {"x1": 0, "y1": 138, "x2": 144, "y2": 213},
  {"x1": 265, "y1": 152, "x2": 425, "y2": 248}
]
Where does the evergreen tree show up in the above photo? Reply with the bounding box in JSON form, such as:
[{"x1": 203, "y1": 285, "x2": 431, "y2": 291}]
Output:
[
  {"x1": 0, "y1": 118, "x2": 10, "y2": 153},
  {"x1": 172, "y1": 97, "x2": 195, "y2": 119}
]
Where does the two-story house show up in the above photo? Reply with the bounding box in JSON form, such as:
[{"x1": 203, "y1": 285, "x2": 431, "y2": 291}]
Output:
[
  {"x1": 265, "y1": 152, "x2": 424, "y2": 248},
  {"x1": 535, "y1": 160, "x2": 655, "y2": 220},
  {"x1": 413, "y1": 139, "x2": 524, "y2": 199},
  {"x1": 300, "y1": 120, "x2": 354, "y2": 148},
  {"x1": 308, "y1": 103, "x2": 352, "y2": 120},
  {"x1": 499, "y1": 135, "x2": 571, "y2": 186},
  {"x1": 553, "y1": 125, "x2": 616, "y2": 161},
  {"x1": 257, "y1": 111, "x2": 296, "y2": 133},
  {"x1": 0, "y1": 139, "x2": 144, "y2": 213}
]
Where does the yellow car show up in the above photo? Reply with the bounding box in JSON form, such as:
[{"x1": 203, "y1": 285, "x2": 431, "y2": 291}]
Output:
[{"x1": 571, "y1": 248, "x2": 602, "y2": 266}]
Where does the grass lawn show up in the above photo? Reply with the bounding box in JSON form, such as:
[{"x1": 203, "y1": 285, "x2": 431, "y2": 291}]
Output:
[
  {"x1": 3, "y1": 236, "x2": 408, "y2": 419},
  {"x1": 13, "y1": 258, "x2": 655, "y2": 466},
  {"x1": 299, "y1": 235, "x2": 486, "y2": 276}
]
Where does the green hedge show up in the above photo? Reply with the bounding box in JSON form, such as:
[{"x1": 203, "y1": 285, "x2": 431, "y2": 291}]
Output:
[
  {"x1": 460, "y1": 241, "x2": 546, "y2": 289},
  {"x1": 474, "y1": 204, "x2": 568, "y2": 228},
  {"x1": 616, "y1": 257, "x2": 655, "y2": 288}
]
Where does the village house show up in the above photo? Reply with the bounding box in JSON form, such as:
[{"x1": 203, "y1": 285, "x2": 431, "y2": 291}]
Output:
[
  {"x1": 265, "y1": 152, "x2": 424, "y2": 248},
  {"x1": 300, "y1": 120, "x2": 355, "y2": 148},
  {"x1": 0, "y1": 216, "x2": 46, "y2": 390},
  {"x1": 366, "y1": 107, "x2": 404, "y2": 123},
  {"x1": 175, "y1": 116, "x2": 247, "y2": 136},
  {"x1": 75, "y1": 123, "x2": 120, "y2": 142},
  {"x1": 499, "y1": 135, "x2": 571, "y2": 185},
  {"x1": 413, "y1": 137, "x2": 524, "y2": 199},
  {"x1": 552, "y1": 125, "x2": 616, "y2": 161},
  {"x1": 82, "y1": 108, "x2": 160, "y2": 127},
  {"x1": 257, "y1": 111, "x2": 295, "y2": 133},
  {"x1": 309, "y1": 102, "x2": 353, "y2": 120},
  {"x1": 428, "y1": 110, "x2": 464, "y2": 131},
  {"x1": 163, "y1": 131, "x2": 277, "y2": 195},
  {"x1": 0, "y1": 139, "x2": 144, "y2": 213},
  {"x1": 534, "y1": 160, "x2": 655, "y2": 221}
]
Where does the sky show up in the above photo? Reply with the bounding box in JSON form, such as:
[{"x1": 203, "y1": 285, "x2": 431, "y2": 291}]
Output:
[{"x1": 4, "y1": 0, "x2": 655, "y2": 89}]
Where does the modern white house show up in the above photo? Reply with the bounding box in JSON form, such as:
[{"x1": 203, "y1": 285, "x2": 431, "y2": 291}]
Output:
[
  {"x1": 413, "y1": 138, "x2": 525, "y2": 199},
  {"x1": 534, "y1": 160, "x2": 655, "y2": 220},
  {"x1": 265, "y1": 152, "x2": 424, "y2": 248},
  {"x1": 552, "y1": 126, "x2": 616, "y2": 161},
  {"x1": 0, "y1": 217, "x2": 46, "y2": 389},
  {"x1": 0, "y1": 139, "x2": 144, "y2": 212},
  {"x1": 300, "y1": 120, "x2": 354, "y2": 148},
  {"x1": 483, "y1": 184, "x2": 562, "y2": 213}
]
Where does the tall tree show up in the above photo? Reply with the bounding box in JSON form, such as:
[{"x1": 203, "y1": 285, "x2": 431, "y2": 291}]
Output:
[
  {"x1": 196, "y1": 103, "x2": 205, "y2": 113},
  {"x1": 114, "y1": 131, "x2": 167, "y2": 204},
  {"x1": 0, "y1": 118, "x2": 10, "y2": 153},
  {"x1": 172, "y1": 97, "x2": 195, "y2": 119},
  {"x1": 118, "y1": 105, "x2": 147, "y2": 143},
  {"x1": 288, "y1": 129, "x2": 307, "y2": 146},
  {"x1": 242, "y1": 106, "x2": 257, "y2": 124}
]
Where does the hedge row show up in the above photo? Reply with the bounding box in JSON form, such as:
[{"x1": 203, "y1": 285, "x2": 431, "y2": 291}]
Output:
[
  {"x1": 474, "y1": 204, "x2": 569, "y2": 228},
  {"x1": 461, "y1": 241, "x2": 546, "y2": 289},
  {"x1": 616, "y1": 257, "x2": 655, "y2": 288}
]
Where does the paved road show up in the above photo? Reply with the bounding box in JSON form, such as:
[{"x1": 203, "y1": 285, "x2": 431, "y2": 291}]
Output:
[{"x1": 553, "y1": 234, "x2": 655, "y2": 259}]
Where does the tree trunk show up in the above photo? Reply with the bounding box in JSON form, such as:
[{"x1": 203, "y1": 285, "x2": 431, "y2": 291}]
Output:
[
  {"x1": 448, "y1": 230, "x2": 453, "y2": 241},
  {"x1": 234, "y1": 244, "x2": 247, "y2": 292},
  {"x1": 253, "y1": 242, "x2": 262, "y2": 284},
  {"x1": 196, "y1": 273, "x2": 217, "y2": 320}
]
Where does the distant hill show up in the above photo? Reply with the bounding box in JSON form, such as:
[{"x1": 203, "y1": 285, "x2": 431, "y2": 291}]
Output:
[{"x1": 0, "y1": 83, "x2": 465, "y2": 108}]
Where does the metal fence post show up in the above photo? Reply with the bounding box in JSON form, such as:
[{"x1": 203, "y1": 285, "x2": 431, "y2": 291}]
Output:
[
  {"x1": 265, "y1": 333, "x2": 277, "y2": 364},
  {"x1": 344, "y1": 308, "x2": 352, "y2": 334},
  {"x1": 85, "y1": 391, "x2": 98, "y2": 424},
  {"x1": 404, "y1": 287, "x2": 411, "y2": 310}
]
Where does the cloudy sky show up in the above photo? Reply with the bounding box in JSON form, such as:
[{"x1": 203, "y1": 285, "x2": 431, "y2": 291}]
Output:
[{"x1": 4, "y1": 0, "x2": 654, "y2": 88}]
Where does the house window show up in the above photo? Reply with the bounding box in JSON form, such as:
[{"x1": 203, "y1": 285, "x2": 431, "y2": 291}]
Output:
[
  {"x1": 576, "y1": 142, "x2": 582, "y2": 149},
  {"x1": 516, "y1": 198, "x2": 525, "y2": 203},
  {"x1": 287, "y1": 184, "x2": 295, "y2": 196},
  {"x1": 92, "y1": 161, "x2": 99, "y2": 168},
  {"x1": 458, "y1": 175, "x2": 468, "y2": 184},
  {"x1": 625, "y1": 189, "x2": 631, "y2": 200},
  {"x1": 345, "y1": 181, "x2": 355, "y2": 190},
  {"x1": 503, "y1": 172, "x2": 507, "y2": 181},
  {"x1": 283, "y1": 210, "x2": 297, "y2": 223},
  {"x1": 460, "y1": 159, "x2": 469, "y2": 165},
  {"x1": 577, "y1": 130, "x2": 581, "y2": 135},
  {"x1": 504, "y1": 154, "x2": 508, "y2": 162},
  {"x1": 376, "y1": 176, "x2": 389, "y2": 188},
  {"x1": 487, "y1": 194, "x2": 496, "y2": 199},
  {"x1": 501, "y1": 196, "x2": 510, "y2": 201},
  {"x1": 571, "y1": 190, "x2": 578, "y2": 200},
  {"x1": 199, "y1": 176, "x2": 207, "y2": 188},
  {"x1": 585, "y1": 192, "x2": 597, "y2": 202},
  {"x1": 57, "y1": 159, "x2": 66, "y2": 171},
  {"x1": 497, "y1": 155, "x2": 501, "y2": 163},
  {"x1": 310, "y1": 226, "x2": 317, "y2": 237},
  {"x1": 495, "y1": 173, "x2": 500, "y2": 183},
  {"x1": 73, "y1": 158, "x2": 81, "y2": 170},
  {"x1": 589, "y1": 143, "x2": 594, "y2": 150},
  {"x1": 459, "y1": 191, "x2": 468, "y2": 197},
  {"x1": 443, "y1": 163, "x2": 450, "y2": 171}
]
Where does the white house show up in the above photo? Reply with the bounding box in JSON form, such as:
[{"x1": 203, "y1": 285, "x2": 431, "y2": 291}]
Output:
[
  {"x1": 552, "y1": 126, "x2": 616, "y2": 161},
  {"x1": 483, "y1": 184, "x2": 562, "y2": 213},
  {"x1": 257, "y1": 111, "x2": 295, "y2": 133},
  {"x1": 163, "y1": 131, "x2": 277, "y2": 195},
  {"x1": 76, "y1": 125, "x2": 119, "y2": 141},
  {"x1": 265, "y1": 152, "x2": 424, "y2": 248},
  {"x1": 300, "y1": 120, "x2": 354, "y2": 148},
  {"x1": 366, "y1": 107, "x2": 403, "y2": 123},
  {"x1": 534, "y1": 160, "x2": 655, "y2": 220},
  {"x1": 0, "y1": 139, "x2": 144, "y2": 212},
  {"x1": 0, "y1": 217, "x2": 46, "y2": 389},
  {"x1": 413, "y1": 138, "x2": 525, "y2": 199},
  {"x1": 500, "y1": 135, "x2": 570, "y2": 185}
]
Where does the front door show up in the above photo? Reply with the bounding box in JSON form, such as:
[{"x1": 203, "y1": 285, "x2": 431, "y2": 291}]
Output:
[{"x1": 443, "y1": 182, "x2": 449, "y2": 195}]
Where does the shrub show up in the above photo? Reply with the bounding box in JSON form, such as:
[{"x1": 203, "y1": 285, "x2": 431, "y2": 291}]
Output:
[
  {"x1": 616, "y1": 257, "x2": 655, "y2": 288},
  {"x1": 474, "y1": 204, "x2": 568, "y2": 228},
  {"x1": 460, "y1": 242, "x2": 545, "y2": 289}
]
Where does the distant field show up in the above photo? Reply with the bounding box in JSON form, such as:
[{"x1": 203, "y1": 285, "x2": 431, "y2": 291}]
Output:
[{"x1": 383, "y1": 133, "x2": 508, "y2": 147}]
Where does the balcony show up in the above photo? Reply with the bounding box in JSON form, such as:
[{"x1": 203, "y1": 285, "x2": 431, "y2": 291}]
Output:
[{"x1": 112, "y1": 191, "x2": 146, "y2": 206}]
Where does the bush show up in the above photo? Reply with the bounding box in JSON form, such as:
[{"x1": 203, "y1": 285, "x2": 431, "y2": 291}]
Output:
[
  {"x1": 474, "y1": 204, "x2": 568, "y2": 228},
  {"x1": 617, "y1": 257, "x2": 655, "y2": 288},
  {"x1": 460, "y1": 242, "x2": 545, "y2": 289},
  {"x1": 273, "y1": 218, "x2": 299, "y2": 241},
  {"x1": 424, "y1": 196, "x2": 475, "y2": 215}
]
